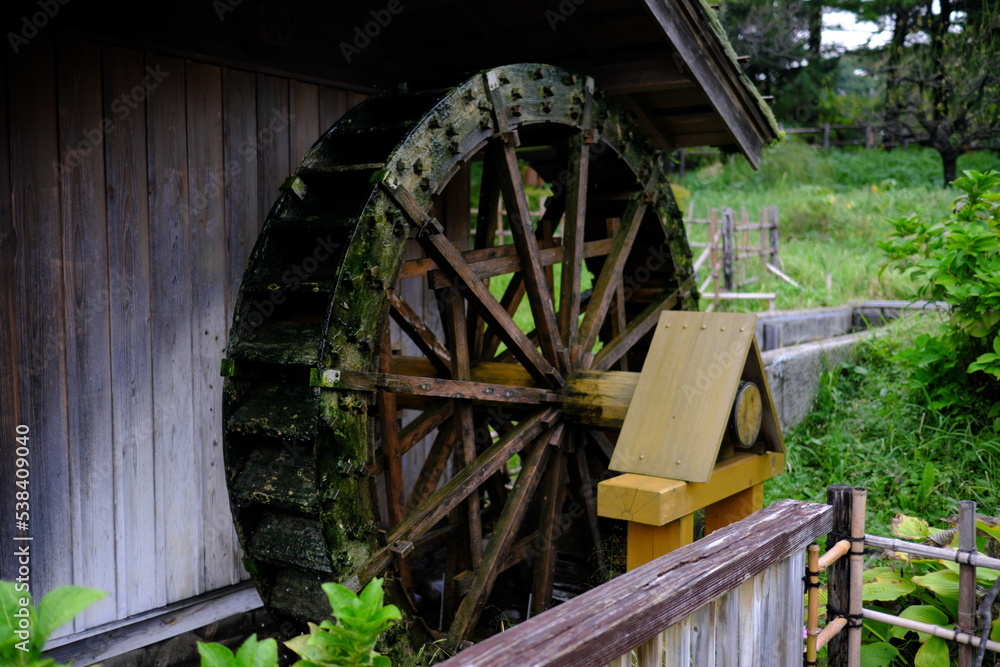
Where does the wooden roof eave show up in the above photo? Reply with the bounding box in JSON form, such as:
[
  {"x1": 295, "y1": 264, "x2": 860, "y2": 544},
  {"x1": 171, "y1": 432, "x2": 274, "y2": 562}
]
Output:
[{"x1": 641, "y1": 0, "x2": 781, "y2": 168}]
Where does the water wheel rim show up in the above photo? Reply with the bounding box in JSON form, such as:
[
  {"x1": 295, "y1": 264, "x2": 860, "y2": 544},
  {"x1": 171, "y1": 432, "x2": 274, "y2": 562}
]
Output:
[{"x1": 223, "y1": 63, "x2": 696, "y2": 660}]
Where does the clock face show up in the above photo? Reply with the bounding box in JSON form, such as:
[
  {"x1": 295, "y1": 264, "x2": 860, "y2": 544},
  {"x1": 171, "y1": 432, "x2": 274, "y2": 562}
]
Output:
[{"x1": 732, "y1": 381, "x2": 763, "y2": 449}]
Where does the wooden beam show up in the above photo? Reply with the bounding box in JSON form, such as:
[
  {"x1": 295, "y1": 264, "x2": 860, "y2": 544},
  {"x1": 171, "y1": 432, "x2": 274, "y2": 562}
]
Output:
[
  {"x1": 596, "y1": 452, "x2": 785, "y2": 527},
  {"x1": 315, "y1": 369, "x2": 560, "y2": 405},
  {"x1": 388, "y1": 288, "x2": 452, "y2": 377},
  {"x1": 592, "y1": 58, "x2": 693, "y2": 94}
]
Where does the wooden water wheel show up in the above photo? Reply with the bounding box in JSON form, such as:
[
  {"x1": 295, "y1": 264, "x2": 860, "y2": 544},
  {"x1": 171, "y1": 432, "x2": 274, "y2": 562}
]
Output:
[{"x1": 222, "y1": 63, "x2": 696, "y2": 661}]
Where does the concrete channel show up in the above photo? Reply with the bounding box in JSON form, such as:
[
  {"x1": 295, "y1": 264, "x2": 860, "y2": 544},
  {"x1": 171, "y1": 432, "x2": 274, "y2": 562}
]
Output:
[{"x1": 759, "y1": 300, "x2": 946, "y2": 430}]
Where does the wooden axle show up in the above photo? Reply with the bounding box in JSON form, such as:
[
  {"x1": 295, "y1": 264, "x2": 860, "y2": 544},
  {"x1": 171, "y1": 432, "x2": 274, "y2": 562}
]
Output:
[{"x1": 312, "y1": 356, "x2": 640, "y2": 428}]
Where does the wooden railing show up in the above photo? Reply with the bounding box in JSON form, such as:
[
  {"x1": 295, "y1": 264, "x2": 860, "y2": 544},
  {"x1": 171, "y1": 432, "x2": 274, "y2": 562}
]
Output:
[{"x1": 438, "y1": 499, "x2": 832, "y2": 667}]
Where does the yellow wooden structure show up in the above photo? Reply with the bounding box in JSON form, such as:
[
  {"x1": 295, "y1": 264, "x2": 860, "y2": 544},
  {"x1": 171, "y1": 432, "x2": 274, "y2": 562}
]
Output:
[{"x1": 597, "y1": 311, "x2": 785, "y2": 569}]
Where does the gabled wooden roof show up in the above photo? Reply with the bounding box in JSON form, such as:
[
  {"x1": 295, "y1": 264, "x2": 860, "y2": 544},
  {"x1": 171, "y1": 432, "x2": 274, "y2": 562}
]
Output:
[{"x1": 45, "y1": 0, "x2": 780, "y2": 166}]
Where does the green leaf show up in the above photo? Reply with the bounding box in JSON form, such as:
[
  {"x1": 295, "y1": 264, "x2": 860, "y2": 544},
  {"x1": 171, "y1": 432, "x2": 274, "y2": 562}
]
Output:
[
  {"x1": 36, "y1": 586, "x2": 106, "y2": 643},
  {"x1": 914, "y1": 636, "x2": 950, "y2": 667},
  {"x1": 234, "y1": 634, "x2": 278, "y2": 667},
  {"x1": 890, "y1": 605, "x2": 950, "y2": 642},
  {"x1": 197, "y1": 642, "x2": 238, "y2": 667},
  {"x1": 919, "y1": 462, "x2": 937, "y2": 498},
  {"x1": 860, "y1": 641, "x2": 901, "y2": 667},
  {"x1": 912, "y1": 569, "x2": 961, "y2": 600},
  {"x1": 893, "y1": 514, "x2": 931, "y2": 540},
  {"x1": 976, "y1": 519, "x2": 1000, "y2": 542},
  {"x1": 863, "y1": 567, "x2": 917, "y2": 601}
]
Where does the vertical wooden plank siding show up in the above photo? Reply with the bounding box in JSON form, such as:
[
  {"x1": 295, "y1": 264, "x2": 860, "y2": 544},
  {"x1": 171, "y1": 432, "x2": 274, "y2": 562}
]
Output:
[
  {"x1": 714, "y1": 585, "x2": 739, "y2": 664},
  {"x1": 187, "y1": 61, "x2": 235, "y2": 591},
  {"x1": 290, "y1": 81, "x2": 320, "y2": 166},
  {"x1": 0, "y1": 42, "x2": 21, "y2": 589},
  {"x1": 690, "y1": 602, "x2": 716, "y2": 666},
  {"x1": 103, "y1": 45, "x2": 162, "y2": 617},
  {"x1": 9, "y1": 34, "x2": 74, "y2": 630},
  {"x1": 781, "y1": 550, "x2": 807, "y2": 665},
  {"x1": 222, "y1": 68, "x2": 259, "y2": 321},
  {"x1": 146, "y1": 53, "x2": 199, "y2": 604},
  {"x1": 57, "y1": 36, "x2": 117, "y2": 628},
  {"x1": 255, "y1": 75, "x2": 290, "y2": 220},
  {"x1": 318, "y1": 87, "x2": 349, "y2": 132}
]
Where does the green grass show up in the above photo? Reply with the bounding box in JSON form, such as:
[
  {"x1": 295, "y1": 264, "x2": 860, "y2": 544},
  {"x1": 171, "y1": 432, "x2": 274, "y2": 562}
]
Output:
[
  {"x1": 678, "y1": 141, "x2": 1000, "y2": 311},
  {"x1": 763, "y1": 315, "x2": 1000, "y2": 536}
]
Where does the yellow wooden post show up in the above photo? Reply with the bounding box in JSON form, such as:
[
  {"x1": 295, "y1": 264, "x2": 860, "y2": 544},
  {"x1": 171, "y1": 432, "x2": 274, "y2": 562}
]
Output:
[
  {"x1": 599, "y1": 452, "x2": 783, "y2": 569},
  {"x1": 704, "y1": 483, "x2": 764, "y2": 535},
  {"x1": 626, "y1": 514, "x2": 695, "y2": 571}
]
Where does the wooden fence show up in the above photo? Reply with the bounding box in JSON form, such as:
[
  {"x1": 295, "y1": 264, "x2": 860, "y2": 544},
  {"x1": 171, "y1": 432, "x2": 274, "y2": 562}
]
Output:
[
  {"x1": 688, "y1": 205, "x2": 783, "y2": 312},
  {"x1": 438, "y1": 499, "x2": 832, "y2": 667}
]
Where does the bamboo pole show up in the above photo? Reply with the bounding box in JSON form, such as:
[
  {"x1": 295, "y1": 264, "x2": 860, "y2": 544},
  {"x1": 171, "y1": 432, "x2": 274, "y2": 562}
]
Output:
[
  {"x1": 709, "y1": 210, "x2": 719, "y2": 309},
  {"x1": 863, "y1": 608, "x2": 1000, "y2": 653},
  {"x1": 807, "y1": 544, "x2": 820, "y2": 664},
  {"x1": 848, "y1": 487, "x2": 867, "y2": 666},
  {"x1": 816, "y1": 617, "x2": 848, "y2": 651},
  {"x1": 958, "y1": 501, "x2": 977, "y2": 667},
  {"x1": 863, "y1": 535, "x2": 1000, "y2": 569},
  {"x1": 819, "y1": 539, "x2": 851, "y2": 569}
]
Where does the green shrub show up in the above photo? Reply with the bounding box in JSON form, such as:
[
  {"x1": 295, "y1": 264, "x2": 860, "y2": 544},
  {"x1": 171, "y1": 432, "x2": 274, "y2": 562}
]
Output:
[
  {"x1": 0, "y1": 581, "x2": 106, "y2": 667},
  {"x1": 198, "y1": 578, "x2": 401, "y2": 667},
  {"x1": 879, "y1": 170, "x2": 1000, "y2": 420}
]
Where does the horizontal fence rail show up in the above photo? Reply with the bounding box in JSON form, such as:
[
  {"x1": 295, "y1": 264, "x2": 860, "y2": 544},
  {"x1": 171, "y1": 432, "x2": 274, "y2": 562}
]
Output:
[{"x1": 438, "y1": 499, "x2": 832, "y2": 667}]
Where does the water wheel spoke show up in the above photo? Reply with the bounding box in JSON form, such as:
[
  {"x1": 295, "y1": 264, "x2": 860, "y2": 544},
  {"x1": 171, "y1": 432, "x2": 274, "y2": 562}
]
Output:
[
  {"x1": 573, "y1": 440, "x2": 608, "y2": 579},
  {"x1": 443, "y1": 292, "x2": 484, "y2": 568},
  {"x1": 378, "y1": 335, "x2": 406, "y2": 527},
  {"x1": 586, "y1": 429, "x2": 616, "y2": 461},
  {"x1": 407, "y1": 417, "x2": 458, "y2": 512},
  {"x1": 399, "y1": 401, "x2": 455, "y2": 456},
  {"x1": 559, "y1": 133, "x2": 590, "y2": 359},
  {"x1": 578, "y1": 194, "x2": 647, "y2": 354},
  {"x1": 417, "y1": 228, "x2": 562, "y2": 388},
  {"x1": 388, "y1": 288, "x2": 452, "y2": 375},
  {"x1": 491, "y1": 140, "x2": 568, "y2": 374},
  {"x1": 482, "y1": 274, "x2": 525, "y2": 360},
  {"x1": 590, "y1": 280, "x2": 690, "y2": 371},
  {"x1": 357, "y1": 407, "x2": 559, "y2": 587},
  {"x1": 470, "y1": 153, "x2": 503, "y2": 359},
  {"x1": 447, "y1": 432, "x2": 552, "y2": 647},
  {"x1": 530, "y1": 442, "x2": 568, "y2": 617}
]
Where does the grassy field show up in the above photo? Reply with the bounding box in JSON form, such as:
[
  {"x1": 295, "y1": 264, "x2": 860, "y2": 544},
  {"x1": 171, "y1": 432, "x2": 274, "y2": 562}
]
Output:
[
  {"x1": 677, "y1": 141, "x2": 1000, "y2": 311},
  {"x1": 679, "y1": 141, "x2": 1000, "y2": 534}
]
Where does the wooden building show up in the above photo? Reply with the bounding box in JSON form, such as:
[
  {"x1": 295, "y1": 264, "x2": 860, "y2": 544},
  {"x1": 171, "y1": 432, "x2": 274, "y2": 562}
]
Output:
[{"x1": 0, "y1": 0, "x2": 778, "y2": 660}]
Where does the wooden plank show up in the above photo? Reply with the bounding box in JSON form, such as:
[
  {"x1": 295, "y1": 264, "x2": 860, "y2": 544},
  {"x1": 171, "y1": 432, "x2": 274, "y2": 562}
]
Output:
[
  {"x1": 255, "y1": 74, "x2": 290, "y2": 222},
  {"x1": 689, "y1": 603, "x2": 716, "y2": 667},
  {"x1": 146, "y1": 54, "x2": 198, "y2": 604},
  {"x1": 318, "y1": 86, "x2": 349, "y2": 131},
  {"x1": 104, "y1": 45, "x2": 161, "y2": 617},
  {"x1": 58, "y1": 37, "x2": 116, "y2": 628},
  {"x1": 10, "y1": 33, "x2": 73, "y2": 631},
  {"x1": 714, "y1": 588, "x2": 739, "y2": 665},
  {"x1": 610, "y1": 310, "x2": 757, "y2": 482},
  {"x1": 736, "y1": 571, "x2": 764, "y2": 667},
  {"x1": 531, "y1": 448, "x2": 567, "y2": 616},
  {"x1": 378, "y1": 334, "x2": 406, "y2": 529},
  {"x1": 223, "y1": 68, "x2": 260, "y2": 321},
  {"x1": 290, "y1": 80, "x2": 320, "y2": 166},
  {"x1": 45, "y1": 583, "x2": 263, "y2": 666},
  {"x1": 437, "y1": 500, "x2": 832, "y2": 667},
  {"x1": 0, "y1": 43, "x2": 21, "y2": 592},
  {"x1": 663, "y1": 617, "x2": 691, "y2": 664},
  {"x1": 598, "y1": 452, "x2": 784, "y2": 527},
  {"x1": 635, "y1": 630, "x2": 663, "y2": 667},
  {"x1": 406, "y1": 416, "x2": 457, "y2": 512},
  {"x1": 187, "y1": 60, "x2": 238, "y2": 593}
]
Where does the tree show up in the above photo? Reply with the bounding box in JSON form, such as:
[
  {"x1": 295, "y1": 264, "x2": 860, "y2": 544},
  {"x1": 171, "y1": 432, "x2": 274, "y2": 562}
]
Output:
[{"x1": 839, "y1": 0, "x2": 1000, "y2": 185}]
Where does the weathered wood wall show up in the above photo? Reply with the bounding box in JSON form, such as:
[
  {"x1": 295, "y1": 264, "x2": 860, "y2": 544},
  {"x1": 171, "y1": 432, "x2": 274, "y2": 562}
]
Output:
[{"x1": 0, "y1": 33, "x2": 363, "y2": 638}]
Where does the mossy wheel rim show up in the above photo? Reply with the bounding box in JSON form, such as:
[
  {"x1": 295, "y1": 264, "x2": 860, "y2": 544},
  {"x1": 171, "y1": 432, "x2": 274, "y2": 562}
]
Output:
[{"x1": 222, "y1": 63, "x2": 696, "y2": 659}]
